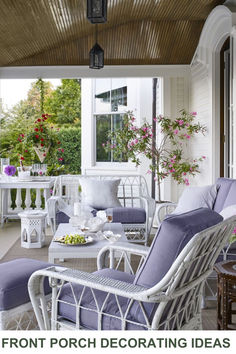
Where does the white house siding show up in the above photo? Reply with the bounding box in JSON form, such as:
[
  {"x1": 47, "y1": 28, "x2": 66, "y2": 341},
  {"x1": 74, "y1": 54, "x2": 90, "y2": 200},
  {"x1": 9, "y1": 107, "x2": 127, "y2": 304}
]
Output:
[{"x1": 189, "y1": 59, "x2": 212, "y2": 187}]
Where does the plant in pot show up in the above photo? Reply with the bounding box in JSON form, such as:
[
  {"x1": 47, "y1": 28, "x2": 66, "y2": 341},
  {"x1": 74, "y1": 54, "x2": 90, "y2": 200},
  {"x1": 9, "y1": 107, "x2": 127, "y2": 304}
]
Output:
[
  {"x1": 17, "y1": 114, "x2": 64, "y2": 177},
  {"x1": 103, "y1": 110, "x2": 206, "y2": 202}
]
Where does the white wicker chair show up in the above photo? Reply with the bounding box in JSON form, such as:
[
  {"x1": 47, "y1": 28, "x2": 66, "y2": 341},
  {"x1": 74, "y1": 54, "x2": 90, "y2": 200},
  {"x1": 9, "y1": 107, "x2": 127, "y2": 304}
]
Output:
[
  {"x1": 28, "y1": 215, "x2": 236, "y2": 330},
  {"x1": 48, "y1": 174, "x2": 155, "y2": 245}
]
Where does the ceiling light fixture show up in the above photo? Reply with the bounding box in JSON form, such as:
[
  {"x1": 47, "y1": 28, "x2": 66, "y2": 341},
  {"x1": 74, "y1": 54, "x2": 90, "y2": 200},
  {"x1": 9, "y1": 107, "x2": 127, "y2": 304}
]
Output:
[
  {"x1": 89, "y1": 25, "x2": 104, "y2": 69},
  {"x1": 87, "y1": 0, "x2": 107, "y2": 24}
]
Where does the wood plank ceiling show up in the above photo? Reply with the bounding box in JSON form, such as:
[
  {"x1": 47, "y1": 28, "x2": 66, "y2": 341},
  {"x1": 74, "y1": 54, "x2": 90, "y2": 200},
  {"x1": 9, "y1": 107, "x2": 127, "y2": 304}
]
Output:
[{"x1": 0, "y1": 0, "x2": 224, "y2": 67}]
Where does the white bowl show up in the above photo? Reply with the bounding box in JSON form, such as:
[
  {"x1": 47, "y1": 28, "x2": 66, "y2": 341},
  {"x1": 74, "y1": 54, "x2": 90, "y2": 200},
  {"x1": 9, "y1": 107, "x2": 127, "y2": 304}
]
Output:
[{"x1": 103, "y1": 231, "x2": 121, "y2": 243}]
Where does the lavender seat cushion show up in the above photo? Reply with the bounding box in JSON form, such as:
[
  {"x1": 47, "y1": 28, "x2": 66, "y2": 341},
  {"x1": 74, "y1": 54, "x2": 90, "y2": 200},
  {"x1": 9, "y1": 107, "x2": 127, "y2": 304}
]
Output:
[
  {"x1": 213, "y1": 178, "x2": 236, "y2": 213},
  {"x1": 56, "y1": 211, "x2": 70, "y2": 226},
  {"x1": 0, "y1": 258, "x2": 51, "y2": 311},
  {"x1": 58, "y1": 268, "x2": 143, "y2": 330},
  {"x1": 106, "y1": 207, "x2": 146, "y2": 224},
  {"x1": 134, "y1": 208, "x2": 223, "y2": 288}
]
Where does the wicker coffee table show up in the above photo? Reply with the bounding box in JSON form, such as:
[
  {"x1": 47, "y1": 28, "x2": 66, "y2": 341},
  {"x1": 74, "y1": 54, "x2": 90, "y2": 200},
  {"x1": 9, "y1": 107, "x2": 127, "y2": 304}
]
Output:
[{"x1": 48, "y1": 222, "x2": 126, "y2": 263}]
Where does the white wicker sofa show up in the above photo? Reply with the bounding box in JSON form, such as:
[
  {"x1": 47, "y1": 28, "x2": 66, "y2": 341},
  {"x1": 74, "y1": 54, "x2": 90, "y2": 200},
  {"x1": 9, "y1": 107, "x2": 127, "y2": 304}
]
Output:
[{"x1": 48, "y1": 174, "x2": 155, "y2": 245}]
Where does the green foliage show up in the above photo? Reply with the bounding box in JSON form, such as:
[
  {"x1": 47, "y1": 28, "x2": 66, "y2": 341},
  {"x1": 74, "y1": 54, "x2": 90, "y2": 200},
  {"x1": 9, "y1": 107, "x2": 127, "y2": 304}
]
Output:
[
  {"x1": 0, "y1": 79, "x2": 81, "y2": 174},
  {"x1": 104, "y1": 110, "x2": 206, "y2": 201},
  {"x1": 44, "y1": 79, "x2": 81, "y2": 125},
  {"x1": 56, "y1": 127, "x2": 81, "y2": 174}
]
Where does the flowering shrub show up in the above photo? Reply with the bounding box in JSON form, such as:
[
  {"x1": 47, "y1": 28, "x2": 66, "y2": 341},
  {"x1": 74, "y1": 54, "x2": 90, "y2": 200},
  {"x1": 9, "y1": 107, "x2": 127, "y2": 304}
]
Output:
[
  {"x1": 104, "y1": 110, "x2": 206, "y2": 201},
  {"x1": 17, "y1": 114, "x2": 64, "y2": 164},
  {"x1": 4, "y1": 165, "x2": 16, "y2": 176}
]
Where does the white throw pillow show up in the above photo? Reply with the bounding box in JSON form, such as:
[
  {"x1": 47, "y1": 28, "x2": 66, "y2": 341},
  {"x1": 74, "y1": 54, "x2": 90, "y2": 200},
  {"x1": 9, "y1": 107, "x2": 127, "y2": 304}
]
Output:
[
  {"x1": 220, "y1": 204, "x2": 236, "y2": 219},
  {"x1": 173, "y1": 184, "x2": 217, "y2": 215},
  {"x1": 79, "y1": 178, "x2": 122, "y2": 209}
]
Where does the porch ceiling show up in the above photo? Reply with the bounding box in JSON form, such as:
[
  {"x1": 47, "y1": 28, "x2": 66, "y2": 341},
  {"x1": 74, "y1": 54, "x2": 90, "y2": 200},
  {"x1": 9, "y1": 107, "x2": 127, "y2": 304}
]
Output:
[{"x1": 0, "y1": 0, "x2": 224, "y2": 67}]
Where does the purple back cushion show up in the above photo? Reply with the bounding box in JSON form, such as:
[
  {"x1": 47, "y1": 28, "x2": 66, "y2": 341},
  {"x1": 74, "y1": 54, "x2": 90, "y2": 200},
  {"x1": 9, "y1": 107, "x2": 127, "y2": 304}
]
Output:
[
  {"x1": 134, "y1": 208, "x2": 223, "y2": 288},
  {"x1": 213, "y1": 178, "x2": 236, "y2": 212}
]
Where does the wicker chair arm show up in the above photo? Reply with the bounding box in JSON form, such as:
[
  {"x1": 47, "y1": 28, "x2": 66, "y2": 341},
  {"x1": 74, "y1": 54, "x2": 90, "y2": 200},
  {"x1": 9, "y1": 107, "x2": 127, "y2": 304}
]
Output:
[
  {"x1": 28, "y1": 266, "x2": 156, "y2": 302},
  {"x1": 155, "y1": 202, "x2": 177, "y2": 226},
  {"x1": 97, "y1": 242, "x2": 149, "y2": 270}
]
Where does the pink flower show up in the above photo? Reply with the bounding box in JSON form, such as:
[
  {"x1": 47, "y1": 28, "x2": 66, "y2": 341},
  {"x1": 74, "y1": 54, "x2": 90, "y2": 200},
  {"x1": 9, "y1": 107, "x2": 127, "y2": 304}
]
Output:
[
  {"x1": 184, "y1": 178, "x2": 189, "y2": 185},
  {"x1": 190, "y1": 167, "x2": 192, "y2": 171},
  {"x1": 102, "y1": 143, "x2": 105, "y2": 147},
  {"x1": 169, "y1": 164, "x2": 173, "y2": 168},
  {"x1": 183, "y1": 172, "x2": 187, "y2": 176},
  {"x1": 147, "y1": 170, "x2": 152, "y2": 175},
  {"x1": 233, "y1": 227, "x2": 236, "y2": 234},
  {"x1": 202, "y1": 155, "x2": 206, "y2": 159},
  {"x1": 178, "y1": 119, "x2": 184, "y2": 126},
  {"x1": 174, "y1": 129, "x2": 179, "y2": 135},
  {"x1": 191, "y1": 112, "x2": 197, "y2": 116},
  {"x1": 153, "y1": 117, "x2": 157, "y2": 122},
  {"x1": 154, "y1": 177, "x2": 158, "y2": 182},
  {"x1": 134, "y1": 139, "x2": 138, "y2": 144},
  {"x1": 185, "y1": 134, "x2": 190, "y2": 139},
  {"x1": 58, "y1": 158, "x2": 63, "y2": 161}
]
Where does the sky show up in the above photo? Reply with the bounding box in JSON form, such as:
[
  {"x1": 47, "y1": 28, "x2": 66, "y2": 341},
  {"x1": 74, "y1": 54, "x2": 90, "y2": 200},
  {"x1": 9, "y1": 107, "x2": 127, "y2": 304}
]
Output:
[{"x1": 0, "y1": 79, "x2": 61, "y2": 110}]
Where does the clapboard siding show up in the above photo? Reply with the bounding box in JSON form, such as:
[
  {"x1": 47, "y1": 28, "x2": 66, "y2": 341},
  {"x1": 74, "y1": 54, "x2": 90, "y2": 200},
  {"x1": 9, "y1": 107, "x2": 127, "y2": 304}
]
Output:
[{"x1": 189, "y1": 59, "x2": 212, "y2": 186}]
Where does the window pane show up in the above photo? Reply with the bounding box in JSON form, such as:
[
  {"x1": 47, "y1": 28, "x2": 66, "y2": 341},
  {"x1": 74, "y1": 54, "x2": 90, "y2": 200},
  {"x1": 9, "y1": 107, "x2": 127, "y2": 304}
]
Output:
[
  {"x1": 96, "y1": 115, "x2": 111, "y2": 162},
  {"x1": 112, "y1": 114, "x2": 126, "y2": 162},
  {"x1": 95, "y1": 79, "x2": 111, "y2": 112},
  {"x1": 111, "y1": 80, "x2": 127, "y2": 112}
]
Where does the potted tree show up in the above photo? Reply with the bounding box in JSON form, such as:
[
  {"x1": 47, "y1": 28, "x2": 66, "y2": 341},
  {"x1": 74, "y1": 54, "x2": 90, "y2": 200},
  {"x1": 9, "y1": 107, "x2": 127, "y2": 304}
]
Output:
[{"x1": 103, "y1": 110, "x2": 206, "y2": 202}]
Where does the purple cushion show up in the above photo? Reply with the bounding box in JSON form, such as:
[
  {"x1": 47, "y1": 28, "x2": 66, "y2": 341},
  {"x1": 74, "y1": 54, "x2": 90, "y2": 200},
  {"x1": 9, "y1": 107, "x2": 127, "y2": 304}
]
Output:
[
  {"x1": 58, "y1": 268, "x2": 143, "y2": 330},
  {"x1": 106, "y1": 207, "x2": 146, "y2": 224},
  {"x1": 134, "y1": 208, "x2": 223, "y2": 288},
  {"x1": 0, "y1": 258, "x2": 51, "y2": 311},
  {"x1": 213, "y1": 178, "x2": 236, "y2": 212},
  {"x1": 56, "y1": 211, "x2": 70, "y2": 226}
]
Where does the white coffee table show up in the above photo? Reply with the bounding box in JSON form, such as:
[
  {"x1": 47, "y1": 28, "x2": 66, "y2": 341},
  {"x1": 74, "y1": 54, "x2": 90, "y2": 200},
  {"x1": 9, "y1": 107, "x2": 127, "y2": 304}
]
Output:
[{"x1": 48, "y1": 222, "x2": 126, "y2": 263}]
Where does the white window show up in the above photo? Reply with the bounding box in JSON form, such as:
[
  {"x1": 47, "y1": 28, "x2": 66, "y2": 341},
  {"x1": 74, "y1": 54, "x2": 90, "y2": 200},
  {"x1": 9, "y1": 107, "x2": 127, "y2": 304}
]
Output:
[{"x1": 94, "y1": 78, "x2": 127, "y2": 162}]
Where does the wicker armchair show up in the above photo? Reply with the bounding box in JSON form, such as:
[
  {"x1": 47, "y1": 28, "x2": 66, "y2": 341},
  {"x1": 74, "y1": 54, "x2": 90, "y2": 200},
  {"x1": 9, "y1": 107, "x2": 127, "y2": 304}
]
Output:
[{"x1": 28, "y1": 209, "x2": 235, "y2": 330}]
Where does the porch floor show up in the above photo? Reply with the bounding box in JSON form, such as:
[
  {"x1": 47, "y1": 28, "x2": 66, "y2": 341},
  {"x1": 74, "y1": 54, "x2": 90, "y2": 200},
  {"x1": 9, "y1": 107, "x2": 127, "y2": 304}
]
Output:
[{"x1": 0, "y1": 220, "x2": 226, "y2": 330}]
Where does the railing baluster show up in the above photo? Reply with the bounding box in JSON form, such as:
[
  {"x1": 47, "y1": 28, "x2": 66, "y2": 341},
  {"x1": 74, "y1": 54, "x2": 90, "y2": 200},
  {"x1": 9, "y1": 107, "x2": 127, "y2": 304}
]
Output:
[
  {"x1": 8, "y1": 189, "x2": 12, "y2": 212},
  {"x1": 25, "y1": 188, "x2": 32, "y2": 210},
  {"x1": 15, "y1": 188, "x2": 22, "y2": 211},
  {"x1": 35, "y1": 189, "x2": 42, "y2": 209}
]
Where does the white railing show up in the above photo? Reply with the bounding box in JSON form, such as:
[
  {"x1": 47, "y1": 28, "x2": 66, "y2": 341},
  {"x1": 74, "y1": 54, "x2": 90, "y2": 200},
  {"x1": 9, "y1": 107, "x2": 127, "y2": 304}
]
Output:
[{"x1": 0, "y1": 177, "x2": 55, "y2": 226}]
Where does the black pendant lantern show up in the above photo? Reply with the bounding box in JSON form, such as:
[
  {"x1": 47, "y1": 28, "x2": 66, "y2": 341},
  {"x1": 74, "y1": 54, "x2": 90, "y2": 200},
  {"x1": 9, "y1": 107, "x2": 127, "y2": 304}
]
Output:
[
  {"x1": 89, "y1": 42, "x2": 104, "y2": 69},
  {"x1": 87, "y1": 0, "x2": 107, "y2": 24}
]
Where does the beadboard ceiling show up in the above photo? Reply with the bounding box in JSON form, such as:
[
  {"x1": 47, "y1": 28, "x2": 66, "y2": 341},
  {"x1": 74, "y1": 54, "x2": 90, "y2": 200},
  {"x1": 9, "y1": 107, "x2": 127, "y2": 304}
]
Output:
[{"x1": 0, "y1": 0, "x2": 224, "y2": 67}]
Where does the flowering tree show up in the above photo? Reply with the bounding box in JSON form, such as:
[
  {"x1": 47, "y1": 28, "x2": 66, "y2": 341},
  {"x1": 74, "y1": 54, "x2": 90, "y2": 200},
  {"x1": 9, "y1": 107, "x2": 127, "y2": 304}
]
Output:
[{"x1": 104, "y1": 110, "x2": 206, "y2": 202}]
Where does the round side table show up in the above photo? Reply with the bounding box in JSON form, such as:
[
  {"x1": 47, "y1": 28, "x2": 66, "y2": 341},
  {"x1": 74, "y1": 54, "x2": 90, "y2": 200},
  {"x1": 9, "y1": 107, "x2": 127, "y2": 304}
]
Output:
[
  {"x1": 214, "y1": 261, "x2": 236, "y2": 330},
  {"x1": 18, "y1": 210, "x2": 47, "y2": 249}
]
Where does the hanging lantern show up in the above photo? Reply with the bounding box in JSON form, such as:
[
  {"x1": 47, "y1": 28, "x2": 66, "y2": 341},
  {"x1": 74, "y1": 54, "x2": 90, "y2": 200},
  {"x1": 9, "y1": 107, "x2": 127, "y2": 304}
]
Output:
[
  {"x1": 87, "y1": 0, "x2": 107, "y2": 24},
  {"x1": 89, "y1": 42, "x2": 104, "y2": 69}
]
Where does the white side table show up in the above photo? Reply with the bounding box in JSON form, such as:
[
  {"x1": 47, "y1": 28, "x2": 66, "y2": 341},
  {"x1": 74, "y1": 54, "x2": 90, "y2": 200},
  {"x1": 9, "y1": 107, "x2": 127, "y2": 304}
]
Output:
[{"x1": 18, "y1": 211, "x2": 47, "y2": 248}]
